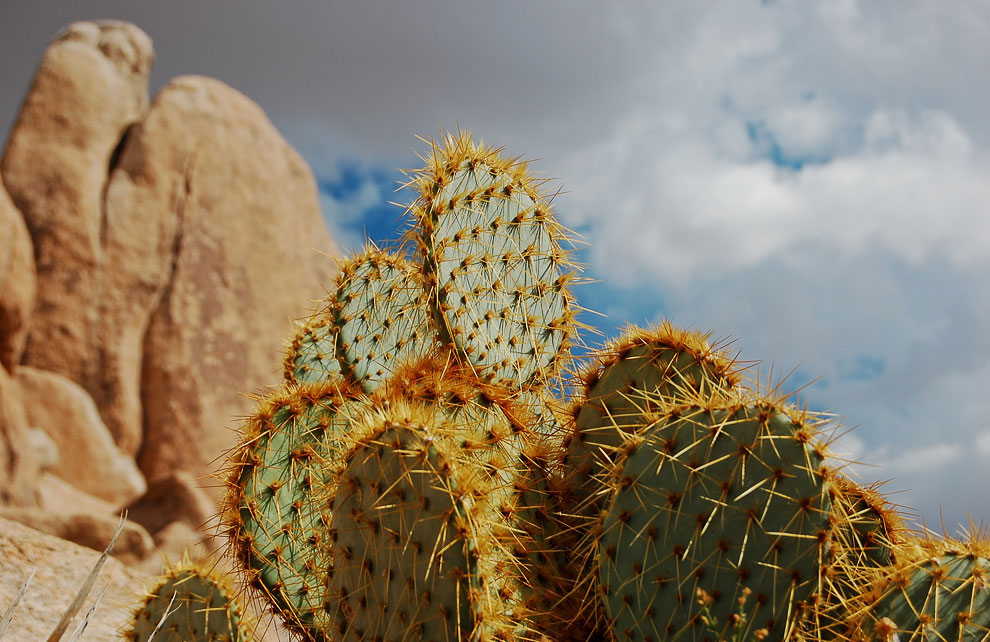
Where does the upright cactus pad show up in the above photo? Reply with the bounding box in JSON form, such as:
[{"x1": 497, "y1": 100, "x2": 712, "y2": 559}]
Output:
[
  {"x1": 126, "y1": 558, "x2": 254, "y2": 642},
  {"x1": 284, "y1": 313, "x2": 341, "y2": 385},
  {"x1": 409, "y1": 131, "x2": 579, "y2": 390},
  {"x1": 322, "y1": 403, "x2": 528, "y2": 642},
  {"x1": 597, "y1": 397, "x2": 837, "y2": 642},
  {"x1": 331, "y1": 245, "x2": 435, "y2": 392},
  {"x1": 224, "y1": 378, "x2": 365, "y2": 638}
]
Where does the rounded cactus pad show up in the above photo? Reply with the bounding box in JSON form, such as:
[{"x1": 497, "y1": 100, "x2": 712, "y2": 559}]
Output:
[
  {"x1": 852, "y1": 533, "x2": 990, "y2": 642},
  {"x1": 331, "y1": 244, "x2": 435, "y2": 392},
  {"x1": 570, "y1": 321, "x2": 742, "y2": 464},
  {"x1": 283, "y1": 312, "x2": 341, "y2": 385},
  {"x1": 322, "y1": 404, "x2": 528, "y2": 642},
  {"x1": 597, "y1": 397, "x2": 836, "y2": 642},
  {"x1": 127, "y1": 557, "x2": 253, "y2": 641},
  {"x1": 223, "y1": 378, "x2": 365, "y2": 638},
  {"x1": 409, "y1": 131, "x2": 579, "y2": 390}
]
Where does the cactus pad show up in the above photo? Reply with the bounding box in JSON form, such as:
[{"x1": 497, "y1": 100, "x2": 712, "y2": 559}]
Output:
[
  {"x1": 597, "y1": 398, "x2": 836, "y2": 642},
  {"x1": 224, "y1": 379, "x2": 365, "y2": 638},
  {"x1": 331, "y1": 245, "x2": 435, "y2": 392},
  {"x1": 410, "y1": 131, "x2": 578, "y2": 390},
  {"x1": 570, "y1": 321, "x2": 742, "y2": 466},
  {"x1": 284, "y1": 313, "x2": 341, "y2": 385},
  {"x1": 127, "y1": 558, "x2": 253, "y2": 641},
  {"x1": 854, "y1": 534, "x2": 990, "y2": 642},
  {"x1": 323, "y1": 404, "x2": 527, "y2": 642}
]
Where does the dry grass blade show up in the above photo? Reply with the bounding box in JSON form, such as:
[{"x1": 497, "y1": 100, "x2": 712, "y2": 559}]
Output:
[
  {"x1": 66, "y1": 586, "x2": 108, "y2": 642},
  {"x1": 46, "y1": 513, "x2": 125, "y2": 642},
  {"x1": 144, "y1": 591, "x2": 178, "y2": 642},
  {"x1": 0, "y1": 566, "x2": 37, "y2": 638}
]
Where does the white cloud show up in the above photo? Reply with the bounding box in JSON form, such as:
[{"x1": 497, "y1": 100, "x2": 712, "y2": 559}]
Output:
[{"x1": 979, "y1": 432, "x2": 990, "y2": 455}]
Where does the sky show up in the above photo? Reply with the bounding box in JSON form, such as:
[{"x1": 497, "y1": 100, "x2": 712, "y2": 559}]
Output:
[{"x1": 2, "y1": 1, "x2": 989, "y2": 534}]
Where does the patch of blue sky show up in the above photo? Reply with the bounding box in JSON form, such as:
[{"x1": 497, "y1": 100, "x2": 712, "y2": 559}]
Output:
[
  {"x1": 316, "y1": 161, "x2": 412, "y2": 252},
  {"x1": 745, "y1": 119, "x2": 833, "y2": 171},
  {"x1": 838, "y1": 354, "x2": 886, "y2": 382}
]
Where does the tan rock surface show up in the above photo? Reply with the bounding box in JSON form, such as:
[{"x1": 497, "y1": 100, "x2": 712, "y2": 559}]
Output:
[
  {"x1": 0, "y1": 507, "x2": 154, "y2": 565},
  {"x1": 128, "y1": 75, "x2": 337, "y2": 488},
  {"x1": 124, "y1": 470, "x2": 218, "y2": 537},
  {"x1": 37, "y1": 471, "x2": 118, "y2": 516},
  {"x1": 0, "y1": 517, "x2": 152, "y2": 641},
  {"x1": 0, "y1": 365, "x2": 40, "y2": 506},
  {"x1": 0, "y1": 21, "x2": 154, "y2": 454},
  {"x1": 14, "y1": 366, "x2": 146, "y2": 505},
  {"x1": 0, "y1": 181, "x2": 36, "y2": 372}
]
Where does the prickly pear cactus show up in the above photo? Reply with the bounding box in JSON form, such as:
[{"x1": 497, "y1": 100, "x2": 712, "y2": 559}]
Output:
[
  {"x1": 597, "y1": 396, "x2": 837, "y2": 642},
  {"x1": 284, "y1": 313, "x2": 340, "y2": 385},
  {"x1": 852, "y1": 534, "x2": 990, "y2": 642},
  {"x1": 322, "y1": 402, "x2": 530, "y2": 642},
  {"x1": 409, "y1": 131, "x2": 579, "y2": 391},
  {"x1": 378, "y1": 355, "x2": 537, "y2": 477},
  {"x1": 126, "y1": 558, "x2": 253, "y2": 641},
  {"x1": 224, "y1": 378, "x2": 366, "y2": 638},
  {"x1": 568, "y1": 321, "x2": 742, "y2": 471},
  {"x1": 331, "y1": 244, "x2": 435, "y2": 392}
]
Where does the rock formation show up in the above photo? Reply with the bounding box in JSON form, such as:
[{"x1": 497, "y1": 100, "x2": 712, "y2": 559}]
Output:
[
  {"x1": 14, "y1": 366, "x2": 146, "y2": 505},
  {"x1": 120, "y1": 74, "x2": 336, "y2": 484},
  {"x1": 1, "y1": 21, "x2": 154, "y2": 455},
  {"x1": 0, "y1": 181, "x2": 35, "y2": 372},
  {"x1": 0, "y1": 19, "x2": 339, "y2": 625}
]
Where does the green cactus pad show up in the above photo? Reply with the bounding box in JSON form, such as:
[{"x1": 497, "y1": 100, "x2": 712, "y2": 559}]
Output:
[
  {"x1": 284, "y1": 313, "x2": 341, "y2": 384},
  {"x1": 323, "y1": 404, "x2": 527, "y2": 642},
  {"x1": 127, "y1": 558, "x2": 253, "y2": 642},
  {"x1": 570, "y1": 321, "x2": 742, "y2": 467},
  {"x1": 410, "y1": 131, "x2": 579, "y2": 390},
  {"x1": 855, "y1": 535, "x2": 990, "y2": 642},
  {"x1": 331, "y1": 245, "x2": 435, "y2": 392},
  {"x1": 224, "y1": 379, "x2": 365, "y2": 638},
  {"x1": 377, "y1": 355, "x2": 536, "y2": 481},
  {"x1": 598, "y1": 398, "x2": 835, "y2": 642}
]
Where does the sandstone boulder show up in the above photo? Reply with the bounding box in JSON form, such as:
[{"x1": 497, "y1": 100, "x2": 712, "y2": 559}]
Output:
[
  {"x1": 0, "y1": 507, "x2": 154, "y2": 566},
  {"x1": 0, "y1": 180, "x2": 36, "y2": 371},
  {"x1": 124, "y1": 469, "x2": 217, "y2": 537},
  {"x1": 0, "y1": 517, "x2": 152, "y2": 641},
  {"x1": 120, "y1": 75, "x2": 337, "y2": 488},
  {"x1": 14, "y1": 366, "x2": 146, "y2": 505},
  {"x1": 37, "y1": 471, "x2": 118, "y2": 517},
  {"x1": 0, "y1": 21, "x2": 154, "y2": 454},
  {"x1": 0, "y1": 365, "x2": 40, "y2": 505}
]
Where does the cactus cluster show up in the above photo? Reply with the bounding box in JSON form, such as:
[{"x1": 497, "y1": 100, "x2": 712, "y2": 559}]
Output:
[{"x1": 101, "y1": 130, "x2": 989, "y2": 642}]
